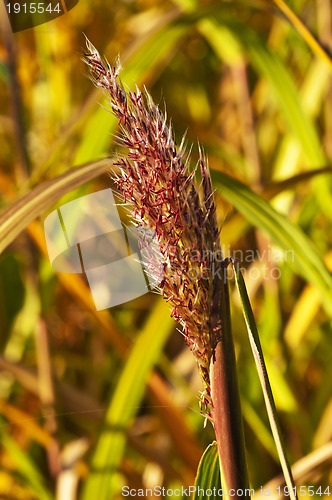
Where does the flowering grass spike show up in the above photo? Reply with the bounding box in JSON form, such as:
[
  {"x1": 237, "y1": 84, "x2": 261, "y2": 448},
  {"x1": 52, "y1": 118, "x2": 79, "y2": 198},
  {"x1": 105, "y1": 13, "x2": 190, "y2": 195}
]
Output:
[{"x1": 83, "y1": 39, "x2": 224, "y2": 415}]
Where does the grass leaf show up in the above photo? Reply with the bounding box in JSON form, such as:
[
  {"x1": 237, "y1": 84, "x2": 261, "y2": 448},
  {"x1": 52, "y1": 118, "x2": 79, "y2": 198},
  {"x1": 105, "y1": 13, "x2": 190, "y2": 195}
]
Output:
[
  {"x1": 199, "y1": 17, "x2": 326, "y2": 167},
  {"x1": 193, "y1": 442, "x2": 222, "y2": 500},
  {"x1": 231, "y1": 262, "x2": 297, "y2": 500},
  {"x1": 212, "y1": 170, "x2": 332, "y2": 317},
  {"x1": 81, "y1": 298, "x2": 175, "y2": 500},
  {"x1": 0, "y1": 159, "x2": 109, "y2": 255},
  {"x1": 0, "y1": 425, "x2": 53, "y2": 500}
]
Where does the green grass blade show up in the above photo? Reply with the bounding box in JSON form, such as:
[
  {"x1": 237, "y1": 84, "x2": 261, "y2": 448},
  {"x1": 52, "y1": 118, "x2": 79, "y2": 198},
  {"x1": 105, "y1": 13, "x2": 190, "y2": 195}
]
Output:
[
  {"x1": 199, "y1": 17, "x2": 325, "y2": 167},
  {"x1": 245, "y1": 39, "x2": 325, "y2": 167},
  {"x1": 241, "y1": 399, "x2": 278, "y2": 460},
  {"x1": 1, "y1": 426, "x2": 53, "y2": 500},
  {"x1": 231, "y1": 261, "x2": 297, "y2": 500},
  {"x1": 212, "y1": 170, "x2": 332, "y2": 317},
  {"x1": 0, "y1": 159, "x2": 109, "y2": 255},
  {"x1": 193, "y1": 442, "x2": 222, "y2": 500},
  {"x1": 264, "y1": 167, "x2": 332, "y2": 198},
  {"x1": 81, "y1": 299, "x2": 175, "y2": 500},
  {"x1": 200, "y1": 18, "x2": 332, "y2": 214},
  {"x1": 273, "y1": 0, "x2": 332, "y2": 70}
]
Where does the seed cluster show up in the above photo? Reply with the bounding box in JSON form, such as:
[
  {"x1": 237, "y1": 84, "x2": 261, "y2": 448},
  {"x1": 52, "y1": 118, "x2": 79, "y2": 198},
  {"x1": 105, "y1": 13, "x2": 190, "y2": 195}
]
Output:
[{"x1": 84, "y1": 39, "x2": 223, "y2": 414}]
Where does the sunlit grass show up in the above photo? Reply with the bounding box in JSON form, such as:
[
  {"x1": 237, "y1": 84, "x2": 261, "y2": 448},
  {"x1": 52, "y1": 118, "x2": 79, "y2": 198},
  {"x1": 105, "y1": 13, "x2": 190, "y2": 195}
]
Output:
[{"x1": 0, "y1": 1, "x2": 332, "y2": 498}]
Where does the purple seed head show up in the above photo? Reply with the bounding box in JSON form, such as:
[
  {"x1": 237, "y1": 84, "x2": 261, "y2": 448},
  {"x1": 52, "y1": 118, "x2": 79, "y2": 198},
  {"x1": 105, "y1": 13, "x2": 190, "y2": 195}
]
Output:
[{"x1": 84, "y1": 38, "x2": 223, "y2": 412}]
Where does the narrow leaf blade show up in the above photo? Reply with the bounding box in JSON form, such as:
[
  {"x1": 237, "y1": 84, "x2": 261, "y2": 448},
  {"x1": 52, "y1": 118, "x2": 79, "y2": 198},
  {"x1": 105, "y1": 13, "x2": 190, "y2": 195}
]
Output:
[
  {"x1": 81, "y1": 299, "x2": 175, "y2": 500},
  {"x1": 232, "y1": 262, "x2": 297, "y2": 500},
  {"x1": 212, "y1": 170, "x2": 332, "y2": 317},
  {"x1": 0, "y1": 159, "x2": 109, "y2": 255},
  {"x1": 193, "y1": 442, "x2": 222, "y2": 500}
]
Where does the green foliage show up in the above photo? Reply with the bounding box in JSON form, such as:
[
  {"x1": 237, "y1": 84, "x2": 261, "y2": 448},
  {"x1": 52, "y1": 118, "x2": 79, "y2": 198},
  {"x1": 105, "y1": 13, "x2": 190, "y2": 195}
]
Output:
[
  {"x1": 193, "y1": 442, "x2": 221, "y2": 499},
  {"x1": 0, "y1": 424, "x2": 53, "y2": 500},
  {"x1": 212, "y1": 170, "x2": 332, "y2": 316},
  {"x1": 1, "y1": 0, "x2": 332, "y2": 498},
  {"x1": 81, "y1": 300, "x2": 175, "y2": 500},
  {"x1": 233, "y1": 262, "x2": 296, "y2": 499}
]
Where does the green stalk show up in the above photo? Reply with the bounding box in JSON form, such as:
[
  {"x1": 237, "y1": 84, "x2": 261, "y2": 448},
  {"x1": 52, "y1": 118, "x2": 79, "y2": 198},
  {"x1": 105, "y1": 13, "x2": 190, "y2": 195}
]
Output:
[
  {"x1": 232, "y1": 261, "x2": 298, "y2": 500},
  {"x1": 210, "y1": 263, "x2": 250, "y2": 498}
]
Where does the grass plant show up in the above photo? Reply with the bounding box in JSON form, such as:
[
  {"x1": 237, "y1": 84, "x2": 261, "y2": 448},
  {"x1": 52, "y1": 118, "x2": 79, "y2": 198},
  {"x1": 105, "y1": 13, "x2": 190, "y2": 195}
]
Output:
[{"x1": 0, "y1": 1, "x2": 332, "y2": 499}]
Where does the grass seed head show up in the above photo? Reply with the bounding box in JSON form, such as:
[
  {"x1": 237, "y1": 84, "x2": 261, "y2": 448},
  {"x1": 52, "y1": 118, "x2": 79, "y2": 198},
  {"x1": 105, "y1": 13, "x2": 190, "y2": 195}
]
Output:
[{"x1": 84, "y1": 39, "x2": 223, "y2": 413}]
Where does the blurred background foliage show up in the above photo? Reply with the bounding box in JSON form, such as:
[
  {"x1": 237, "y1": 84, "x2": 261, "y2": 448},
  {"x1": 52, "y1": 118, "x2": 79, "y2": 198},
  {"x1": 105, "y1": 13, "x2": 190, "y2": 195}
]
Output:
[{"x1": 0, "y1": 0, "x2": 332, "y2": 498}]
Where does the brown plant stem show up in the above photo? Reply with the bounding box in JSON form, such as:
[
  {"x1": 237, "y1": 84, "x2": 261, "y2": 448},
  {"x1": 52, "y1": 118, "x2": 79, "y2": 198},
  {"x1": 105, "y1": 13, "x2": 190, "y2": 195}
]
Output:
[
  {"x1": 210, "y1": 264, "x2": 249, "y2": 498},
  {"x1": 0, "y1": 1, "x2": 29, "y2": 180}
]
